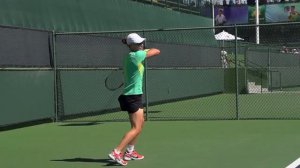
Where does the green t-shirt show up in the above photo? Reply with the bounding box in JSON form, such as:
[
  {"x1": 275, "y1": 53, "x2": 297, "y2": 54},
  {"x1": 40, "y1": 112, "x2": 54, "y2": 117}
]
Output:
[{"x1": 123, "y1": 50, "x2": 146, "y2": 95}]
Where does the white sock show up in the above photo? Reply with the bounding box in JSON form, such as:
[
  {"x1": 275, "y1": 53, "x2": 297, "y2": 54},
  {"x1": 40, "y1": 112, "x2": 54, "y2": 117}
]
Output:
[
  {"x1": 127, "y1": 145, "x2": 135, "y2": 153},
  {"x1": 114, "y1": 149, "x2": 121, "y2": 154}
]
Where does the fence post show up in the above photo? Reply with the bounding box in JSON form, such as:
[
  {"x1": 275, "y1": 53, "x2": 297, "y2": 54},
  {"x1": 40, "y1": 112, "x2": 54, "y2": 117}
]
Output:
[
  {"x1": 244, "y1": 46, "x2": 248, "y2": 92},
  {"x1": 270, "y1": 71, "x2": 273, "y2": 92},
  {"x1": 235, "y1": 25, "x2": 240, "y2": 120},
  {"x1": 268, "y1": 46, "x2": 271, "y2": 90},
  {"x1": 299, "y1": 54, "x2": 300, "y2": 68},
  {"x1": 52, "y1": 30, "x2": 59, "y2": 122},
  {"x1": 260, "y1": 72, "x2": 263, "y2": 93},
  {"x1": 143, "y1": 30, "x2": 149, "y2": 121}
]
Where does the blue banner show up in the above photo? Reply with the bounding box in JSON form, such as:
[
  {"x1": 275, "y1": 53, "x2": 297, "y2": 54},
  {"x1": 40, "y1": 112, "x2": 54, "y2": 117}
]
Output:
[{"x1": 214, "y1": 5, "x2": 248, "y2": 25}]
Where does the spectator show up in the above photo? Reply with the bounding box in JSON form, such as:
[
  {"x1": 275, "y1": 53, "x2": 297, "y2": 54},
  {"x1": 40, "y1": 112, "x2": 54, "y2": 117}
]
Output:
[
  {"x1": 288, "y1": 6, "x2": 300, "y2": 22},
  {"x1": 215, "y1": 9, "x2": 227, "y2": 26},
  {"x1": 292, "y1": 49, "x2": 299, "y2": 54},
  {"x1": 221, "y1": 49, "x2": 229, "y2": 68},
  {"x1": 215, "y1": 8, "x2": 227, "y2": 33},
  {"x1": 281, "y1": 46, "x2": 289, "y2": 53},
  {"x1": 190, "y1": 0, "x2": 196, "y2": 7},
  {"x1": 284, "y1": 6, "x2": 291, "y2": 13}
]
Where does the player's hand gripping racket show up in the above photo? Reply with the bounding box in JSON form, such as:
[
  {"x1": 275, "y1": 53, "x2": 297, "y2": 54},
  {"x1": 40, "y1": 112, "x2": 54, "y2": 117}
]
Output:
[{"x1": 105, "y1": 69, "x2": 124, "y2": 91}]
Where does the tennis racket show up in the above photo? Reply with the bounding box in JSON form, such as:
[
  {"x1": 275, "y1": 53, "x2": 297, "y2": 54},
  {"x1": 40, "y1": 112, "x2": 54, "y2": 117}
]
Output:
[{"x1": 105, "y1": 69, "x2": 124, "y2": 91}]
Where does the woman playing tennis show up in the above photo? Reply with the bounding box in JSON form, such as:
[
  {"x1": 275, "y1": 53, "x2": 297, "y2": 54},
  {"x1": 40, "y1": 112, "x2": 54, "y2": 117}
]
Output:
[{"x1": 108, "y1": 33, "x2": 160, "y2": 166}]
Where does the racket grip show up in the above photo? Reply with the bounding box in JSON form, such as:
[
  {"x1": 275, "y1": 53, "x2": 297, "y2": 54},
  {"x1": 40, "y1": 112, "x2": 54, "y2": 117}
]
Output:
[{"x1": 122, "y1": 39, "x2": 127, "y2": 44}]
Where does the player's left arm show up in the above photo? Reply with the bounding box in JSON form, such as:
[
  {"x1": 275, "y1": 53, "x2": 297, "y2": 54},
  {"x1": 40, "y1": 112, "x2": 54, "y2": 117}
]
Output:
[{"x1": 144, "y1": 48, "x2": 160, "y2": 58}]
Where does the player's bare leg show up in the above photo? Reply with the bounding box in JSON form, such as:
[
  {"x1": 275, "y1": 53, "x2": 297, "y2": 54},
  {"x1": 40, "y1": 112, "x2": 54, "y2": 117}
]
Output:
[{"x1": 109, "y1": 108, "x2": 144, "y2": 165}]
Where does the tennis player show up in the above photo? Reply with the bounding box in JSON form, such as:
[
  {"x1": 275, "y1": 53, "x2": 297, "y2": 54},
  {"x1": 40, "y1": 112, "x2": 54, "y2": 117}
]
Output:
[{"x1": 108, "y1": 33, "x2": 160, "y2": 166}]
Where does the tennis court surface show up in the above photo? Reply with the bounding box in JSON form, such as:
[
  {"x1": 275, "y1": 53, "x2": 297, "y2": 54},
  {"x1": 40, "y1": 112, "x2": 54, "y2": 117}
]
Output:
[{"x1": 1, "y1": 120, "x2": 300, "y2": 168}]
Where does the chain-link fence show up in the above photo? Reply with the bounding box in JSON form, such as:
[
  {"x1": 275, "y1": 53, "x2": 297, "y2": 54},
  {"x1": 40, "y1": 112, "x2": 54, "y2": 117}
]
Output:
[
  {"x1": 1, "y1": 23, "x2": 300, "y2": 127},
  {"x1": 53, "y1": 23, "x2": 300, "y2": 122}
]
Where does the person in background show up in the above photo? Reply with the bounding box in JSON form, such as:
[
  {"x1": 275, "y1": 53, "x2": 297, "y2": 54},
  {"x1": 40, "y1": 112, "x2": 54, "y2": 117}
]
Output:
[
  {"x1": 288, "y1": 6, "x2": 300, "y2": 21},
  {"x1": 221, "y1": 49, "x2": 229, "y2": 68},
  {"x1": 215, "y1": 9, "x2": 227, "y2": 26},
  {"x1": 215, "y1": 8, "x2": 227, "y2": 33}
]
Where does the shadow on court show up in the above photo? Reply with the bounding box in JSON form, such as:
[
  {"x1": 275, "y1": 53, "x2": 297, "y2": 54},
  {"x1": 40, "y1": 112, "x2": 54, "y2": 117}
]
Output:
[
  {"x1": 59, "y1": 122, "x2": 103, "y2": 127},
  {"x1": 148, "y1": 110, "x2": 161, "y2": 113},
  {"x1": 51, "y1": 158, "x2": 120, "y2": 166}
]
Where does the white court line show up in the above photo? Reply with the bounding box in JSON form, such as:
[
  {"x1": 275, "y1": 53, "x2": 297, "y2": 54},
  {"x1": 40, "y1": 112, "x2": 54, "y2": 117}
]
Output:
[{"x1": 286, "y1": 158, "x2": 300, "y2": 168}]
